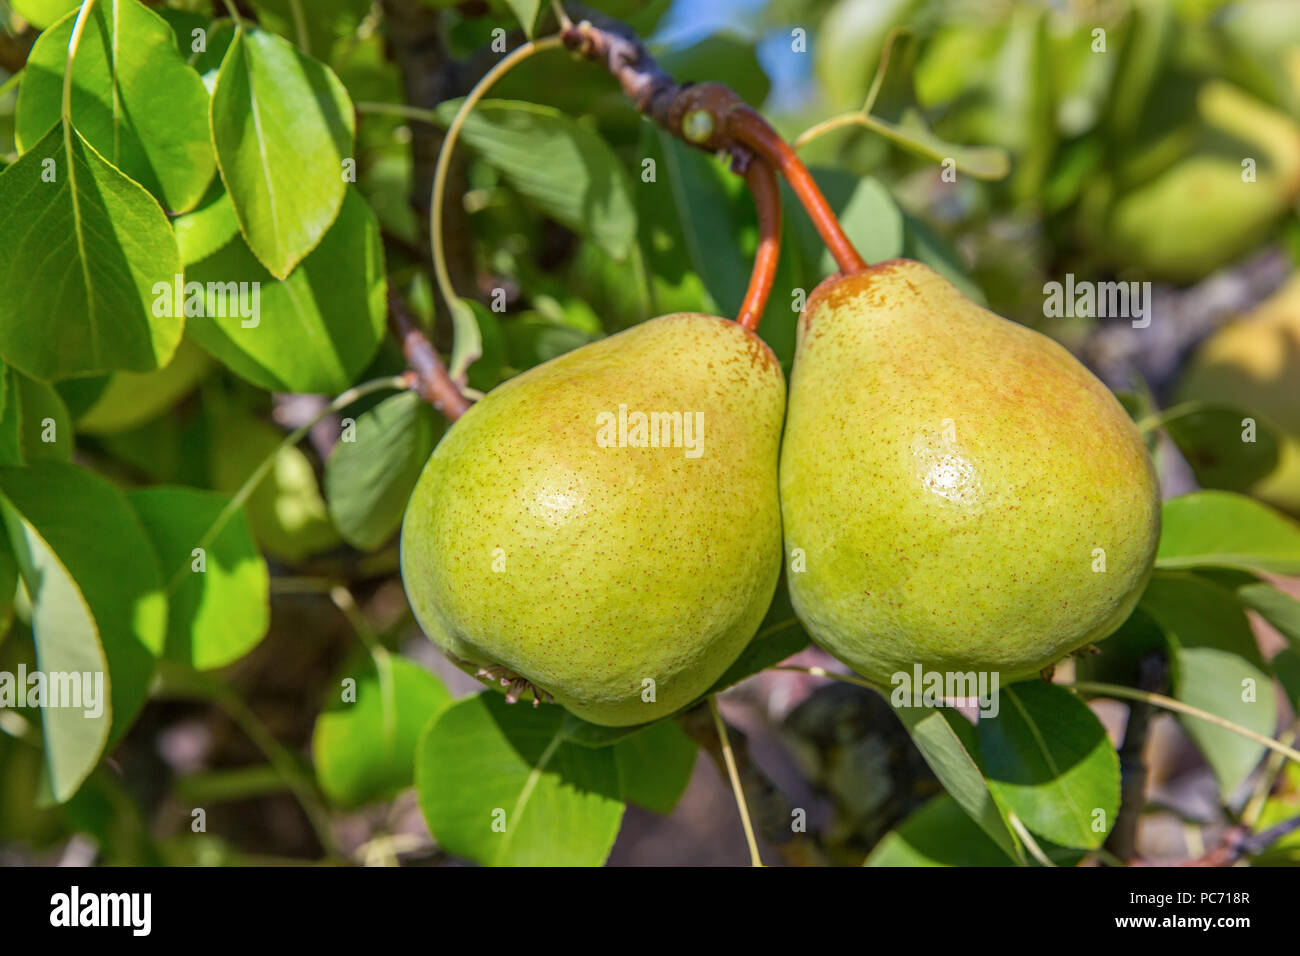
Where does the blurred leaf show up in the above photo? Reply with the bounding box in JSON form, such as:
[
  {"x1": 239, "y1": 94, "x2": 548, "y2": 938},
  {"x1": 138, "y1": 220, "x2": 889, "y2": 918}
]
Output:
[
  {"x1": 613, "y1": 719, "x2": 697, "y2": 814},
  {"x1": 976, "y1": 682, "x2": 1119, "y2": 849},
  {"x1": 313, "y1": 655, "x2": 451, "y2": 808},
  {"x1": 502, "y1": 316, "x2": 600, "y2": 371},
  {"x1": 1141, "y1": 573, "x2": 1278, "y2": 797},
  {"x1": 209, "y1": 403, "x2": 339, "y2": 563},
  {"x1": 894, "y1": 704, "x2": 1023, "y2": 863},
  {"x1": 324, "y1": 391, "x2": 442, "y2": 551},
  {"x1": 501, "y1": 0, "x2": 540, "y2": 38},
  {"x1": 660, "y1": 34, "x2": 770, "y2": 107},
  {"x1": 175, "y1": 189, "x2": 386, "y2": 394},
  {"x1": 1234, "y1": 582, "x2": 1300, "y2": 651},
  {"x1": 815, "y1": 0, "x2": 919, "y2": 110},
  {"x1": 643, "y1": 129, "x2": 743, "y2": 314},
  {"x1": 0, "y1": 462, "x2": 167, "y2": 799},
  {"x1": 12, "y1": 371, "x2": 73, "y2": 462},
  {"x1": 810, "y1": 29, "x2": 1009, "y2": 180},
  {"x1": 435, "y1": 98, "x2": 637, "y2": 262},
  {"x1": 1158, "y1": 402, "x2": 1282, "y2": 492},
  {"x1": 1157, "y1": 491, "x2": 1300, "y2": 575},
  {"x1": 248, "y1": 0, "x2": 371, "y2": 58},
  {"x1": 0, "y1": 123, "x2": 182, "y2": 380},
  {"x1": 866, "y1": 793, "x2": 1015, "y2": 866},
  {"x1": 415, "y1": 693, "x2": 624, "y2": 865},
  {"x1": 129, "y1": 487, "x2": 269, "y2": 671},
  {"x1": 16, "y1": 0, "x2": 215, "y2": 212},
  {"x1": 210, "y1": 26, "x2": 354, "y2": 277},
  {"x1": 9, "y1": 0, "x2": 78, "y2": 30},
  {"x1": 75, "y1": 338, "x2": 210, "y2": 436}
]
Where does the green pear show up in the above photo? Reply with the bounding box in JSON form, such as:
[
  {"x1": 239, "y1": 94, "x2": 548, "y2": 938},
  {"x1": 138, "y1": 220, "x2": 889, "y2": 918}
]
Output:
[
  {"x1": 1175, "y1": 277, "x2": 1300, "y2": 515},
  {"x1": 1107, "y1": 83, "x2": 1300, "y2": 281},
  {"x1": 401, "y1": 314, "x2": 784, "y2": 726},
  {"x1": 780, "y1": 260, "x2": 1160, "y2": 685}
]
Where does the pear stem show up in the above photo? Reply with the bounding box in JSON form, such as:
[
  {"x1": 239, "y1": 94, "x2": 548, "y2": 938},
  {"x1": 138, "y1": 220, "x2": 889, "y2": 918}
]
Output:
[
  {"x1": 708, "y1": 696, "x2": 765, "y2": 867},
  {"x1": 735, "y1": 157, "x2": 782, "y2": 331},
  {"x1": 726, "y1": 107, "x2": 867, "y2": 275},
  {"x1": 388, "y1": 288, "x2": 471, "y2": 421},
  {"x1": 560, "y1": 18, "x2": 866, "y2": 278}
]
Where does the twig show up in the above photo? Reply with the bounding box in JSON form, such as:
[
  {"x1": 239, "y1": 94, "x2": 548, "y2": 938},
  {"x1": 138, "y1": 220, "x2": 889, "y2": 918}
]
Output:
[
  {"x1": 678, "y1": 702, "x2": 829, "y2": 866},
  {"x1": 559, "y1": 17, "x2": 865, "y2": 276},
  {"x1": 1105, "y1": 652, "x2": 1168, "y2": 863},
  {"x1": 708, "y1": 697, "x2": 764, "y2": 867},
  {"x1": 388, "y1": 288, "x2": 471, "y2": 421}
]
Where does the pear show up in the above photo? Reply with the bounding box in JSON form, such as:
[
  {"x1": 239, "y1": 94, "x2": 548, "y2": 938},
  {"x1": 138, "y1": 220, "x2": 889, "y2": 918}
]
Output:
[
  {"x1": 780, "y1": 260, "x2": 1160, "y2": 685},
  {"x1": 401, "y1": 314, "x2": 784, "y2": 726},
  {"x1": 1175, "y1": 277, "x2": 1300, "y2": 515},
  {"x1": 1107, "y1": 84, "x2": 1300, "y2": 281}
]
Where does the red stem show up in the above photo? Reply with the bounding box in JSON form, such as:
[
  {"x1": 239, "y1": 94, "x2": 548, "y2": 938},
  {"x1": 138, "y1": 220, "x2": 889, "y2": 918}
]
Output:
[
  {"x1": 736, "y1": 157, "x2": 782, "y2": 331},
  {"x1": 387, "y1": 289, "x2": 471, "y2": 422},
  {"x1": 728, "y1": 107, "x2": 867, "y2": 276}
]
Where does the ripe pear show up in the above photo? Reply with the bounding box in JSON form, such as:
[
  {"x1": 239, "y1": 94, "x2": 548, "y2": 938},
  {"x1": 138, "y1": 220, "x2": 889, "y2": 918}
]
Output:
[
  {"x1": 1175, "y1": 277, "x2": 1300, "y2": 515},
  {"x1": 780, "y1": 260, "x2": 1160, "y2": 685},
  {"x1": 401, "y1": 314, "x2": 784, "y2": 726}
]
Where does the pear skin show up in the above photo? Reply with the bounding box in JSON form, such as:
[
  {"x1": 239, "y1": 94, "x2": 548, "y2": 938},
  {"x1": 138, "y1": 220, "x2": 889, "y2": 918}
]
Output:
[
  {"x1": 401, "y1": 314, "x2": 784, "y2": 726},
  {"x1": 780, "y1": 260, "x2": 1160, "y2": 685}
]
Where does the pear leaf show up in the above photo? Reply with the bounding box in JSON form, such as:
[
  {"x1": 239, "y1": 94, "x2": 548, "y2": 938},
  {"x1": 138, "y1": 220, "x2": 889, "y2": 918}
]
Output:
[
  {"x1": 415, "y1": 693, "x2": 624, "y2": 866},
  {"x1": 0, "y1": 123, "x2": 183, "y2": 380},
  {"x1": 16, "y1": 0, "x2": 215, "y2": 213},
  {"x1": 210, "y1": 26, "x2": 355, "y2": 278}
]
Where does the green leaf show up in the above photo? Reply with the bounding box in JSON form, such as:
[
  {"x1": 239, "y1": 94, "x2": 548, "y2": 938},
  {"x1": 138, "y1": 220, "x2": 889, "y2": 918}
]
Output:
[
  {"x1": 804, "y1": 172, "x2": 904, "y2": 277},
  {"x1": 501, "y1": 0, "x2": 540, "y2": 38},
  {"x1": 416, "y1": 693, "x2": 624, "y2": 866},
  {"x1": 16, "y1": 0, "x2": 215, "y2": 213},
  {"x1": 11, "y1": 370, "x2": 74, "y2": 462},
  {"x1": 9, "y1": 0, "x2": 78, "y2": 29},
  {"x1": 175, "y1": 188, "x2": 386, "y2": 394},
  {"x1": 248, "y1": 0, "x2": 371, "y2": 59},
  {"x1": 0, "y1": 462, "x2": 167, "y2": 799},
  {"x1": 840, "y1": 29, "x2": 1011, "y2": 180},
  {"x1": 313, "y1": 654, "x2": 451, "y2": 808},
  {"x1": 210, "y1": 26, "x2": 354, "y2": 278},
  {"x1": 866, "y1": 794, "x2": 1016, "y2": 866},
  {"x1": 1235, "y1": 582, "x2": 1300, "y2": 651},
  {"x1": 1157, "y1": 491, "x2": 1300, "y2": 575},
  {"x1": 651, "y1": 130, "x2": 746, "y2": 314},
  {"x1": 324, "y1": 391, "x2": 442, "y2": 551},
  {"x1": 1141, "y1": 573, "x2": 1278, "y2": 797},
  {"x1": 613, "y1": 719, "x2": 697, "y2": 815},
  {"x1": 208, "y1": 402, "x2": 339, "y2": 563},
  {"x1": 894, "y1": 704, "x2": 1023, "y2": 863},
  {"x1": 976, "y1": 682, "x2": 1119, "y2": 849},
  {"x1": 128, "y1": 487, "x2": 269, "y2": 671},
  {"x1": 75, "y1": 337, "x2": 211, "y2": 435},
  {"x1": 1158, "y1": 403, "x2": 1283, "y2": 493},
  {"x1": 0, "y1": 123, "x2": 183, "y2": 380},
  {"x1": 435, "y1": 98, "x2": 637, "y2": 262}
]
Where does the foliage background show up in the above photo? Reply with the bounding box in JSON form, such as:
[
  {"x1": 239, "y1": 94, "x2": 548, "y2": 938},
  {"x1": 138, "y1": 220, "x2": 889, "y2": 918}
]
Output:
[{"x1": 0, "y1": 0, "x2": 1299, "y2": 866}]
